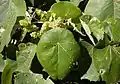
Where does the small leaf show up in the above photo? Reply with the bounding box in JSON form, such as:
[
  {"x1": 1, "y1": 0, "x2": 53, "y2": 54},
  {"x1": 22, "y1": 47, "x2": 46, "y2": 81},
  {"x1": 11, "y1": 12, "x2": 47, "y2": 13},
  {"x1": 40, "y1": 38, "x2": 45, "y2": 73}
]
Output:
[
  {"x1": 88, "y1": 17, "x2": 104, "y2": 41},
  {"x1": 80, "y1": 19, "x2": 95, "y2": 45},
  {"x1": 37, "y1": 28, "x2": 80, "y2": 79},
  {"x1": 16, "y1": 43, "x2": 36, "y2": 72},
  {"x1": 50, "y1": 1, "x2": 82, "y2": 19}
]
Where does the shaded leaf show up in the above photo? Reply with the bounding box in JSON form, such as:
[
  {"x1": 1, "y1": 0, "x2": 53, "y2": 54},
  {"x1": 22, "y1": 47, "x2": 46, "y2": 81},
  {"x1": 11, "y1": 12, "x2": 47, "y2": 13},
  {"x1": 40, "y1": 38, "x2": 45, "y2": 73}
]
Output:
[
  {"x1": 1, "y1": 59, "x2": 17, "y2": 84},
  {"x1": 37, "y1": 28, "x2": 80, "y2": 79},
  {"x1": 80, "y1": 41, "x2": 99, "y2": 81},
  {"x1": 16, "y1": 43, "x2": 36, "y2": 72}
]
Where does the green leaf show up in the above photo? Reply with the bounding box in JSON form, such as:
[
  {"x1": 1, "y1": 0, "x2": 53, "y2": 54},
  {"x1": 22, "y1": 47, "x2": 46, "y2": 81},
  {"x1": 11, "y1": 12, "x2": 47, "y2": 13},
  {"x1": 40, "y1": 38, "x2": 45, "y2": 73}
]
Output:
[
  {"x1": 37, "y1": 28, "x2": 80, "y2": 80},
  {"x1": 80, "y1": 19, "x2": 95, "y2": 45},
  {"x1": 104, "y1": 18, "x2": 120, "y2": 43},
  {"x1": 14, "y1": 72, "x2": 54, "y2": 84},
  {"x1": 0, "y1": 0, "x2": 26, "y2": 52},
  {"x1": 1, "y1": 59, "x2": 17, "y2": 84},
  {"x1": 49, "y1": 1, "x2": 82, "y2": 19},
  {"x1": 85, "y1": 45, "x2": 120, "y2": 83},
  {"x1": 12, "y1": 0, "x2": 26, "y2": 16},
  {"x1": 88, "y1": 17, "x2": 104, "y2": 41},
  {"x1": 85, "y1": 0, "x2": 120, "y2": 21},
  {"x1": 80, "y1": 41, "x2": 100, "y2": 81},
  {"x1": 81, "y1": 63, "x2": 100, "y2": 81},
  {"x1": 0, "y1": 0, "x2": 17, "y2": 52},
  {"x1": 16, "y1": 43, "x2": 36, "y2": 72},
  {"x1": 0, "y1": 54, "x2": 5, "y2": 72}
]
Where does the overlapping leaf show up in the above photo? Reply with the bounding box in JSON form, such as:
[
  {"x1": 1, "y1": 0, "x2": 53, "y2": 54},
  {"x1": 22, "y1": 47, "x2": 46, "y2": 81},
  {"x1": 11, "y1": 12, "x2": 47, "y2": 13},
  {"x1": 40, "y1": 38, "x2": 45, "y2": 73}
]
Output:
[
  {"x1": 104, "y1": 18, "x2": 120, "y2": 43},
  {"x1": 50, "y1": 1, "x2": 82, "y2": 19},
  {"x1": 81, "y1": 41, "x2": 120, "y2": 83},
  {"x1": 16, "y1": 43, "x2": 36, "y2": 72},
  {"x1": 1, "y1": 59, "x2": 17, "y2": 84}
]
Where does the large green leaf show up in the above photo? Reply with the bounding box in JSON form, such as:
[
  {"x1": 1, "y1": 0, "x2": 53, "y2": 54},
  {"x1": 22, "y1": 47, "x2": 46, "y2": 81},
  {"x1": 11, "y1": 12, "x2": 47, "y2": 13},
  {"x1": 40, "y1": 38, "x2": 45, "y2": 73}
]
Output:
[
  {"x1": 83, "y1": 44, "x2": 120, "y2": 83},
  {"x1": 14, "y1": 72, "x2": 54, "y2": 84},
  {"x1": 93, "y1": 46, "x2": 120, "y2": 83},
  {"x1": 85, "y1": 0, "x2": 120, "y2": 21},
  {"x1": 37, "y1": 28, "x2": 80, "y2": 79},
  {"x1": 0, "y1": 0, "x2": 26, "y2": 52},
  {"x1": 12, "y1": 0, "x2": 26, "y2": 16},
  {"x1": 0, "y1": 0, "x2": 17, "y2": 52},
  {"x1": 49, "y1": 1, "x2": 82, "y2": 19},
  {"x1": 16, "y1": 43, "x2": 36, "y2": 72}
]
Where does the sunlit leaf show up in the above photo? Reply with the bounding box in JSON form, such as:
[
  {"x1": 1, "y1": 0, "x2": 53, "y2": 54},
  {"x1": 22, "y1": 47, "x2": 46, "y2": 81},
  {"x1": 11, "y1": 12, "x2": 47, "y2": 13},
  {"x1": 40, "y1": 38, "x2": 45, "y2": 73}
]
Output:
[
  {"x1": 12, "y1": 0, "x2": 26, "y2": 16},
  {"x1": 82, "y1": 43, "x2": 120, "y2": 83},
  {"x1": 85, "y1": 0, "x2": 120, "y2": 21},
  {"x1": 50, "y1": 1, "x2": 82, "y2": 19},
  {"x1": 0, "y1": 0, "x2": 17, "y2": 52},
  {"x1": 37, "y1": 28, "x2": 80, "y2": 79}
]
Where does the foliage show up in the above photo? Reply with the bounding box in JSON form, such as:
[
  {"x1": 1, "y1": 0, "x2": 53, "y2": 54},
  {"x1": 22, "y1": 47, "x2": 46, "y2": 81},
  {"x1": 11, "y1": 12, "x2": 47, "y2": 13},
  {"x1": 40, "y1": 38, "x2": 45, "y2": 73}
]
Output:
[{"x1": 1, "y1": 0, "x2": 120, "y2": 84}]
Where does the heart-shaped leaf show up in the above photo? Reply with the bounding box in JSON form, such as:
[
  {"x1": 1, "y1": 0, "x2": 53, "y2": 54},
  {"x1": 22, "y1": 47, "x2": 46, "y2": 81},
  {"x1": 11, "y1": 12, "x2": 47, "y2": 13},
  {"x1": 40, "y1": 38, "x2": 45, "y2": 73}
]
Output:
[
  {"x1": 81, "y1": 41, "x2": 120, "y2": 83},
  {"x1": 49, "y1": 1, "x2": 82, "y2": 19},
  {"x1": 37, "y1": 28, "x2": 80, "y2": 79}
]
